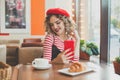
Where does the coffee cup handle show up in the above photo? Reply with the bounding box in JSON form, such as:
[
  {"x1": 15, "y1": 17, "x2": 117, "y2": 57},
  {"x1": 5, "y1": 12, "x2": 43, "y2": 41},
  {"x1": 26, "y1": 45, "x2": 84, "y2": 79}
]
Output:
[{"x1": 32, "y1": 61, "x2": 36, "y2": 67}]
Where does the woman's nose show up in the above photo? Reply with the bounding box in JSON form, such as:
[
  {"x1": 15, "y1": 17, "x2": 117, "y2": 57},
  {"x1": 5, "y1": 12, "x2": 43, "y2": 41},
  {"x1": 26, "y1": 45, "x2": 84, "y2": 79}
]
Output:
[{"x1": 53, "y1": 23, "x2": 58, "y2": 28}]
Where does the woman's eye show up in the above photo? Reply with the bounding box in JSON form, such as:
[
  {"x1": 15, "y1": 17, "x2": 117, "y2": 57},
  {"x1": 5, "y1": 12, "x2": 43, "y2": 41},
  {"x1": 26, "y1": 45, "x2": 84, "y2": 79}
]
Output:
[
  {"x1": 49, "y1": 24, "x2": 53, "y2": 26},
  {"x1": 56, "y1": 21, "x2": 61, "y2": 25}
]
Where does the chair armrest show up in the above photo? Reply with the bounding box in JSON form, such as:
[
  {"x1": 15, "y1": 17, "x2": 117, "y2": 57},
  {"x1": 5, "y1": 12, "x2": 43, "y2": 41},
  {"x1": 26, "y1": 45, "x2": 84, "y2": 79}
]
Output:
[
  {"x1": 21, "y1": 42, "x2": 43, "y2": 47},
  {"x1": 23, "y1": 38, "x2": 41, "y2": 43}
]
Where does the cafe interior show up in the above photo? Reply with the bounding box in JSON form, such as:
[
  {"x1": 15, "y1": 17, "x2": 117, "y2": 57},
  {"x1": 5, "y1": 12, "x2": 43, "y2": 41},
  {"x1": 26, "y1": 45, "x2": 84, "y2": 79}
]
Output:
[{"x1": 0, "y1": 0, "x2": 120, "y2": 80}]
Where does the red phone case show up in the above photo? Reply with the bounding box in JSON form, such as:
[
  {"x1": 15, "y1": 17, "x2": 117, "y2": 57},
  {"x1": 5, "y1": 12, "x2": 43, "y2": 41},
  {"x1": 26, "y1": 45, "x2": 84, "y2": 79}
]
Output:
[{"x1": 64, "y1": 40, "x2": 74, "y2": 60}]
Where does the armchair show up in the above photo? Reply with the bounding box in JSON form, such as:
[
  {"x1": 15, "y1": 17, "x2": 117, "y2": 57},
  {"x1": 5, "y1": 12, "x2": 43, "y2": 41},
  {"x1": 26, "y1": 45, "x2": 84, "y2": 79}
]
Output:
[
  {"x1": 0, "y1": 39, "x2": 20, "y2": 66},
  {"x1": 19, "y1": 38, "x2": 44, "y2": 64}
]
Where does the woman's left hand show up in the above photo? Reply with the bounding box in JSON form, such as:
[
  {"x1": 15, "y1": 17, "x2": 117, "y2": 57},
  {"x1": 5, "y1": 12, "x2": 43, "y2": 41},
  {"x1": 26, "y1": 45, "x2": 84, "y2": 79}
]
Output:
[{"x1": 52, "y1": 49, "x2": 73, "y2": 64}]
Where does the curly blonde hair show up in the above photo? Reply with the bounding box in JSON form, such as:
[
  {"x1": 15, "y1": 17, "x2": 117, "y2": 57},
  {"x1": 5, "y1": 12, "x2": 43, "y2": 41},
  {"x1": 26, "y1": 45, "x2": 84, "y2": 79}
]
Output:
[{"x1": 44, "y1": 14, "x2": 76, "y2": 35}]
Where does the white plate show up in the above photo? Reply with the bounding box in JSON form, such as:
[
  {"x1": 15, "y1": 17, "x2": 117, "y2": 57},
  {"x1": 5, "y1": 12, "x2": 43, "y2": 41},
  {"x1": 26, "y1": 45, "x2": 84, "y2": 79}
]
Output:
[
  {"x1": 58, "y1": 67, "x2": 94, "y2": 76},
  {"x1": 32, "y1": 64, "x2": 52, "y2": 69}
]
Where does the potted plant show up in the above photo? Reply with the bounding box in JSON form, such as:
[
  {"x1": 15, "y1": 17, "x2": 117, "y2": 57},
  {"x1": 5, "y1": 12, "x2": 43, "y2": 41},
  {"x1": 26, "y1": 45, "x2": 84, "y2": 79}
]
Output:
[
  {"x1": 113, "y1": 56, "x2": 120, "y2": 75},
  {"x1": 80, "y1": 40, "x2": 99, "y2": 60}
]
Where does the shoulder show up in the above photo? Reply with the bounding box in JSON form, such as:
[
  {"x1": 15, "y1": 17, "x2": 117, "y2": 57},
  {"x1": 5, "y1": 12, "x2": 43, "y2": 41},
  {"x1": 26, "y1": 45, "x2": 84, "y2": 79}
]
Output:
[{"x1": 44, "y1": 34, "x2": 54, "y2": 42}]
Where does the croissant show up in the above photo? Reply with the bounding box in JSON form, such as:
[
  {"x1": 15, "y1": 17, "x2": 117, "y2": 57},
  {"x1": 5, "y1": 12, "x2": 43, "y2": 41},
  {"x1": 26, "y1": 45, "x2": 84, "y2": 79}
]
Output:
[{"x1": 68, "y1": 62, "x2": 85, "y2": 72}]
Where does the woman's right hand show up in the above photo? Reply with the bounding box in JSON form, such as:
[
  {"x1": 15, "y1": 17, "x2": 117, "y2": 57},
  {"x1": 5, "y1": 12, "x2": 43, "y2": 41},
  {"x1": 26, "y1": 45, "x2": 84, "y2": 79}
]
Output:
[{"x1": 52, "y1": 49, "x2": 73, "y2": 64}]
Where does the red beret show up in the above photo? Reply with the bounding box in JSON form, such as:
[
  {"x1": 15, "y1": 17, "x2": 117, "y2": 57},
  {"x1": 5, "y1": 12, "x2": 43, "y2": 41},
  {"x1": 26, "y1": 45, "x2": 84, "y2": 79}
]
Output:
[{"x1": 46, "y1": 8, "x2": 70, "y2": 17}]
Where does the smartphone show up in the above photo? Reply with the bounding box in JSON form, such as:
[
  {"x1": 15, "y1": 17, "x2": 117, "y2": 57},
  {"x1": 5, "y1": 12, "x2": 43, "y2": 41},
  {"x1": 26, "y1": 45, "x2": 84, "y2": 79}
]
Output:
[{"x1": 64, "y1": 40, "x2": 74, "y2": 60}]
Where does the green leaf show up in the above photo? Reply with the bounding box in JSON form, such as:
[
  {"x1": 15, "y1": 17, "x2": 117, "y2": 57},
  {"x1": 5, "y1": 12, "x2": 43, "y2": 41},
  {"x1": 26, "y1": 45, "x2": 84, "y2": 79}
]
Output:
[
  {"x1": 115, "y1": 56, "x2": 120, "y2": 63},
  {"x1": 85, "y1": 48, "x2": 93, "y2": 56},
  {"x1": 91, "y1": 47, "x2": 99, "y2": 55},
  {"x1": 80, "y1": 40, "x2": 85, "y2": 46},
  {"x1": 81, "y1": 46, "x2": 86, "y2": 52}
]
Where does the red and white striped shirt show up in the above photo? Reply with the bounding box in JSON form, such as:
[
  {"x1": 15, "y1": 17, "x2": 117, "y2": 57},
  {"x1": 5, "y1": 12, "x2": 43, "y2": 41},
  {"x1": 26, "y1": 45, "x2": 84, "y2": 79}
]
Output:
[{"x1": 43, "y1": 34, "x2": 79, "y2": 62}]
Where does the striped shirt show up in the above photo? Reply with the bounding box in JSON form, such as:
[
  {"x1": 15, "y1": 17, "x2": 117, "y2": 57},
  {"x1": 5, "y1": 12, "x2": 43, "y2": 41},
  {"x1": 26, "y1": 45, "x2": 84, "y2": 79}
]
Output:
[{"x1": 43, "y1": 34, "x2": 79, "y2": 62}]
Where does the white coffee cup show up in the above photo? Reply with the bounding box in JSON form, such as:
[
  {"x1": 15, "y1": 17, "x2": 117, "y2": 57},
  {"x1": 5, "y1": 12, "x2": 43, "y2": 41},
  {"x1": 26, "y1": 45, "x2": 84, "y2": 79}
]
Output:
[{"x1": 32, "y1": 58, "x2": 49, "y2": 67}]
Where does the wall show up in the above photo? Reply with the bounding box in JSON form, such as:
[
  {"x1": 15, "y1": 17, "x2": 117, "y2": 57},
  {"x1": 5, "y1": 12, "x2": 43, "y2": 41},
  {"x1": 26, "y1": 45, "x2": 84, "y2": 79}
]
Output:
[
  {"x1": 0, "y1": 0, "x2": 72, "y2": 43},
  {"x1": 45, "y1": 0, "x2": 72, "y2": 18},
  {"x1": 0, "y1": 0, "x2": 45, "y2": 42},
  {"x1": 31, "y1": 0, "x2": 45, "y2": 35}
]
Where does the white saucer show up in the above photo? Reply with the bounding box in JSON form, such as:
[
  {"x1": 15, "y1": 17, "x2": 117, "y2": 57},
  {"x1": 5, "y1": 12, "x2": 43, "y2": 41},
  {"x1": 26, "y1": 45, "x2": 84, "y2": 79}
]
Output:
[{"x1": 32, "y1": 64, "x2": 52, "y2": 69}]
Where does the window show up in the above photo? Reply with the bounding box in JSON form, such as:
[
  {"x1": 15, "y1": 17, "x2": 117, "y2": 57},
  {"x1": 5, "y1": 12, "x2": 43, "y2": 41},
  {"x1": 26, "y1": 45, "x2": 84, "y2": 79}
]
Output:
[
  {"x1": 74, "y1": 0, "x2": 100, "y2": 63},
  {"x1": 110, "y1": 0, "x2": 120, "y2": 62}
]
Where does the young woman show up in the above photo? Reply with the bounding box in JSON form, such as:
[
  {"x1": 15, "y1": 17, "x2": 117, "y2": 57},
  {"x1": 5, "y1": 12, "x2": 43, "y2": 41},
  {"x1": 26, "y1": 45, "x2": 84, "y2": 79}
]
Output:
[{"x1": 43, "y1": 8, "x2": 80, "y2": 64}]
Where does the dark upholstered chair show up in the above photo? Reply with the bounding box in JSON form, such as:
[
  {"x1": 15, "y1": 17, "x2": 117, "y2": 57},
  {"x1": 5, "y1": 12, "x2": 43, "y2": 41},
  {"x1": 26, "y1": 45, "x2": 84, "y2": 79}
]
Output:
[{"x1": 19, "y1": 38, "x2": 44, "y2": 64}]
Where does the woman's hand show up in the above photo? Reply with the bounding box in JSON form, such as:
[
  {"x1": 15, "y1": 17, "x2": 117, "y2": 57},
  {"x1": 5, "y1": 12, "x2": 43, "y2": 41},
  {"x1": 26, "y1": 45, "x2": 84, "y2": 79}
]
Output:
[{"x1": 52, "y1": 49, "x2": 73, "y2": 64}]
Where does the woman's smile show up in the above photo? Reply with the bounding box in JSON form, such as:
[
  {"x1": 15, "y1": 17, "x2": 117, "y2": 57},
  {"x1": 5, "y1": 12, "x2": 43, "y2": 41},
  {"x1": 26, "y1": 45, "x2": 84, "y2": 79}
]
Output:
[{"x1": 55, "y1": 28, "x2": 60, "y2": 33}]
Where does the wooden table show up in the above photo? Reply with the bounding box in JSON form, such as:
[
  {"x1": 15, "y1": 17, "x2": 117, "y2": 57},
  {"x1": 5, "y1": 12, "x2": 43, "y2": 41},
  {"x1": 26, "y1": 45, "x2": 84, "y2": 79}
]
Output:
[{"x1": 11, "y1": 62, "x2": 120, "y2": 80}]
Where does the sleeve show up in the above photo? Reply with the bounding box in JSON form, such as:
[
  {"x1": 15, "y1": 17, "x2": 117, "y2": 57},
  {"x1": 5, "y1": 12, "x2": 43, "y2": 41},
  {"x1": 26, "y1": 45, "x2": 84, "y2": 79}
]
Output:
[
  {"x1": 73, "y1": 40, "x2": 80, "y2": 62},
  {"x1": 43, "y1": 34, "x2": 53, "y2": 61},
  {"x1": 73, "y1": 55, "x2": 79, "y2": 62}
]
